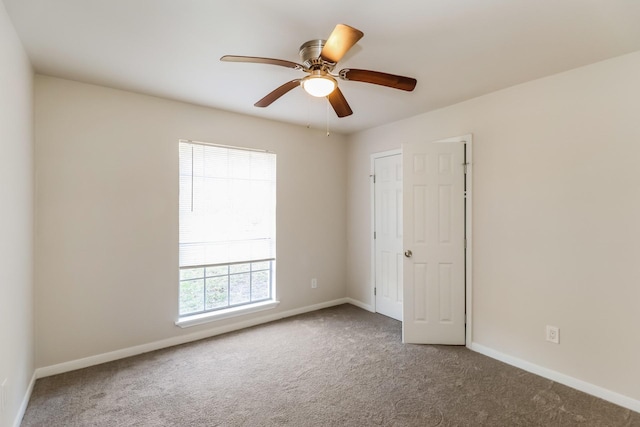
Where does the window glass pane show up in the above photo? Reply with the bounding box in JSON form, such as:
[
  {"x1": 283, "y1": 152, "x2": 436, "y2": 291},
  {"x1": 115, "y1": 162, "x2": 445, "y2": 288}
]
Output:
[
  {"x1": 180, "y1": 268, "x2": 204, "y2": 281},
  {"x1": 251, "y1": 261, "x2": 270, "y2": 271},
  {"x1": 229, "y1": 273, "x2": 251, "y2": 305},
  {"x1": 206, "y1": 265, "x2": 228, "y2": 277},
  {"x1": 230, "y1": 263, "x2": 250, "y2": 274},
  {"x1": 251, "y1": 270, "x2": 270, "y2": 301},
  {"x1": 206, "y1": 277, "x2": 228, "y2": 310},
  {"x1": 179, "y1": 279, "x2": 205, "y2": 314}
]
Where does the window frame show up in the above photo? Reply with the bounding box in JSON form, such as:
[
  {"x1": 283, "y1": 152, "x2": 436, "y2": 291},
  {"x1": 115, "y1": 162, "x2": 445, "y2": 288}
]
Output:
[
  {"x1": 178, "y1": 258, "x2": 275, "y2": 316},
  {"x1": 176, "y1": 140, "x2": 278, "y2": 327}
]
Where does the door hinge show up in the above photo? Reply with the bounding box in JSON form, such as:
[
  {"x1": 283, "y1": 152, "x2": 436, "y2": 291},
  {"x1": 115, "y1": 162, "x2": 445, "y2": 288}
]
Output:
[
  {"x1": 464, "y1": 238, "x2": 467, "y2": 249},
  {"x1": 374, "y1": 231, "x2": 376, "y2": 239},
  {"x1": 463, "y1": 162, "x2": 469, "y2": 174},
  {"x1": 370, "y1": 174, "x2": 376, "y2": 183},
  {"x1": 374, "y1": 287, "x2": 377, "y2": 296}
]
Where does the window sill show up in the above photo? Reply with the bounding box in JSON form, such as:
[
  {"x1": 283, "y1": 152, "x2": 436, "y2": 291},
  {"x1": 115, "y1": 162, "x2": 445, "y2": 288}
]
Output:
[{"x1": 175, "y1": 300, "x2": 280, "y2": 328}]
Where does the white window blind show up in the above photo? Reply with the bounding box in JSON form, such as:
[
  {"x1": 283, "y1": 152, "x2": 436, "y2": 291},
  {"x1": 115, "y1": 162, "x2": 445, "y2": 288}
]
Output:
[{"x1": 179, "y1": 141, "x2": 276, "y2": 267}]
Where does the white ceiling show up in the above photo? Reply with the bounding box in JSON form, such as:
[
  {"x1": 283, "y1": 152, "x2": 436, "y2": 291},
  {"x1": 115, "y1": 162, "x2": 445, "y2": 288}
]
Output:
[{"x1": 5, "y1": 0, "x2": 640, "y2": 134}]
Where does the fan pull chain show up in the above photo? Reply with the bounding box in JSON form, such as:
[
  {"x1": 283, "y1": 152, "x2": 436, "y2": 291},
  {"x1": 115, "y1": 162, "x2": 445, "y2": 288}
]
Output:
[{"x1": 326, "y1": 100, "x2": 330, "y2": 137}]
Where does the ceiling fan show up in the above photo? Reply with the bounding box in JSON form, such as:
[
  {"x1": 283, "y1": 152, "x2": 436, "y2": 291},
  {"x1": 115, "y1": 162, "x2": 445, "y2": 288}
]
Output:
[{"x1": 220, "y1": 24, "x2": 417, "y2": 118}]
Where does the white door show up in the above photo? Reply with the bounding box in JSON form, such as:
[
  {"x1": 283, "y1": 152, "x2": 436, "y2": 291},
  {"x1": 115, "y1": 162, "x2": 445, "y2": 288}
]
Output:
[
  {"x1": 374, "y1": 154, "x2": 403, "y2": 321},
  {"x1": 402, "y1": 140, "x2": 465, "y2": 344}
]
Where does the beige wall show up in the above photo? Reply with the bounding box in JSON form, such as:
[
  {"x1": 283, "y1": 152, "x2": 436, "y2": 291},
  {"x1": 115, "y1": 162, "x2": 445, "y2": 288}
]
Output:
[
  {"x1": 347, "y1": 51, "x2": 640, "y2": 402},
  {"x1": 34, "y1": 76, "x2": 347, "y2": 368},
  {"x1": 0, "y1": 2, "x2": 34, "y2": 426}
]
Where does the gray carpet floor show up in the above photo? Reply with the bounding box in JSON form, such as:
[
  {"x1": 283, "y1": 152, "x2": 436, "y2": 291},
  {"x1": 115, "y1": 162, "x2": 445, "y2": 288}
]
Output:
[{"x1": 22, "y1": 304, "x2": 640, "y2": 426}]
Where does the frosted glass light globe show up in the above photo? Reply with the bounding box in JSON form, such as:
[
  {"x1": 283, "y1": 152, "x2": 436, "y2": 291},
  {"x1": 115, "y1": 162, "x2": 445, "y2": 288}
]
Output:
[{"x1": 302, "y1": 75, "x2": 337, "y2": 97}]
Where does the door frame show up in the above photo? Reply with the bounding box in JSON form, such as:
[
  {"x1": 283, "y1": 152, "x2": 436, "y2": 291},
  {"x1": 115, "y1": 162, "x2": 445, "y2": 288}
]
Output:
[
  {"x1": 370, "y1": 135, "x2": 473, "y2": 346},
  {"x1": 370, "y1": 149, "x2": 402, "y2": 316}
]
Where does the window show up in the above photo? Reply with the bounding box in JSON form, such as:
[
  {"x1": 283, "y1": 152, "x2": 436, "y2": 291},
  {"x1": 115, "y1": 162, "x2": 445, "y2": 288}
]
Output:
[{"x1": 178, "y1": 141, "x2": 276, "y2": 318}]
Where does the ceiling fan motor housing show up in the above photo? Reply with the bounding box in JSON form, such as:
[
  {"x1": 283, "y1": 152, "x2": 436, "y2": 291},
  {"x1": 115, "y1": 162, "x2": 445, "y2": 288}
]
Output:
[{"x1": 299, "y1": 39, "x2": 334, "y2": 70}]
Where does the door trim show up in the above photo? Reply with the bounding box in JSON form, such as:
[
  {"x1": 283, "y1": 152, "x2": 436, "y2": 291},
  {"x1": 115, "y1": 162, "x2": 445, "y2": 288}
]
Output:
[{"x1": 370, "y1": 149, "x2": 402, "y2": 315}]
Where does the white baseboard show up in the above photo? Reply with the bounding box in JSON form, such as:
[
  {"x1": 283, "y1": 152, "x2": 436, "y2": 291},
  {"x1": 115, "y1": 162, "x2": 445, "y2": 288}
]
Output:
[
  {"x1": 13, "y1": 371, "x2": 36, "y2": 427},
  {"x1": 345, "y1": 297, "x2": 374, "y2": 313},
  {"x1": 36, "y1": 298, "x2": 351, "y2": 379},
  {"x1": 469, "y1": 342, "x2": 640, "y2": 414}
]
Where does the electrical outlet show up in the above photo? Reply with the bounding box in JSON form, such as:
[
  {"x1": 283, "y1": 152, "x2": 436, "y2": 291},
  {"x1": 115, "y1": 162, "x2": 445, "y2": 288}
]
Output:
[
  {"x1": 311, "y1": 278, "x2": 317, "y2": 289},
  {"x1": 546, "y1": 325, "x2": 560, "y2": 344}
]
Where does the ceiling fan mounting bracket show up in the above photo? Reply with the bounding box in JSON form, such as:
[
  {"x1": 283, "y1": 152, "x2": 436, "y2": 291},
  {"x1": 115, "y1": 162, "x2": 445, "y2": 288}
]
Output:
[{"x1": 299, "y1": 39, "x2": 335, "y2": 72}]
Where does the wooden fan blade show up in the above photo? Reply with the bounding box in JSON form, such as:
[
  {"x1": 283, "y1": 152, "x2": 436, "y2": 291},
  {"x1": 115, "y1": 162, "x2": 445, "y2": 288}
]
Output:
[
  {"x1": 327, "y1": 87, "x2": 353, "y2": 118},
  {"x1": 320, "y1": 24, "x2": 364, "y2": 64},
  {"x1": 255, "y1": 80, "x2": 301, "y2": 107},
  {"x1": 339, "y1": 68, "x2": 417, "y2": 91},
  {"x1": 221, "y1": 55, "x2": 304, "y2": 70}
]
